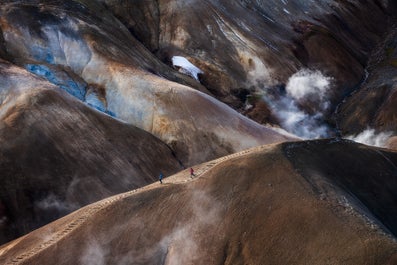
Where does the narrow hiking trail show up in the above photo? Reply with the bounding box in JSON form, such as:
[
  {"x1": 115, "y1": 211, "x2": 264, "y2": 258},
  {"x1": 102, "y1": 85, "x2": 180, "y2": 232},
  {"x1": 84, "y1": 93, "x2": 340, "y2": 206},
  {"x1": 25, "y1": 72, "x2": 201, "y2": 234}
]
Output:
[{"x1": 1, "y1": 143, "x2": 275, "y2": 265}]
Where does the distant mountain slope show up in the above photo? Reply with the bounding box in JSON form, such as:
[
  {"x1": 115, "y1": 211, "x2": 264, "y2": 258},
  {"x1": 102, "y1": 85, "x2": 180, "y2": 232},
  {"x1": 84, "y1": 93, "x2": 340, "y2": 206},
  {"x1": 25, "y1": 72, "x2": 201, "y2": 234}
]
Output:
[
  {"x1": 0, "y1": 60, "x2": 182, "y2": 244},
  {"x1": 1, "y1": 140, "x2": 396, "y2": 264},
  {"x1": 336, "y1": 24, "x2": 397, "y2": 143},
  {"x1": 103, "y1": 0, "x2": 395, "y2": 123},
  {"x1": 0, "y1": 1, "x2": 295, "y2": 166}
]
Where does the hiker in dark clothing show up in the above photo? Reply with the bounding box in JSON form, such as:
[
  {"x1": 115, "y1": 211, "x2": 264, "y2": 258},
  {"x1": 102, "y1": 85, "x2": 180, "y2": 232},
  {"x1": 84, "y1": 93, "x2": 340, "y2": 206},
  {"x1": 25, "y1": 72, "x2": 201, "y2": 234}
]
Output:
[
  {"x1": 190, "y1": 167, "x2": 195, "y2": 178},
  {"x1": 159, "y1": 173, "x2": 164, "y2": 184}
]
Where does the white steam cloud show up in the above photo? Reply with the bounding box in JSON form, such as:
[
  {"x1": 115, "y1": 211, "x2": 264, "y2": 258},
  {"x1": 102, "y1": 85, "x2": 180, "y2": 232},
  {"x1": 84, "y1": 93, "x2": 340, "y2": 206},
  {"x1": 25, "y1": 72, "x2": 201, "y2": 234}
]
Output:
[
  {"x1": 346, "y1": 128, "x2": 393, "y2": 148},
  {"x1": 35, "y1": 193, "x2": 78, "y2": 213},
  {"x1": 77, "y1": 190, "x2": 221, "y2": 264},
  {"x1": 286, "y1": 69, "x2": 332, "y2": 101},
  {"x1": 80, "y1": 240, "x2": 107, "y2": 265},
  {"x1": 161, "y1": 190, "x2": 221, "y2": 265},
  {"x1": 265, "y1": 69, "x2": 333, "y2": 139}
]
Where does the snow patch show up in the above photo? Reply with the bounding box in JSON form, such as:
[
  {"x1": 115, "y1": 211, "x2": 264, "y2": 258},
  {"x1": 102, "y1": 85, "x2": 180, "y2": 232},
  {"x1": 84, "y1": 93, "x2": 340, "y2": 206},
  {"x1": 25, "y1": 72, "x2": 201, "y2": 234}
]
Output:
[
  {"x1": 346, "y1": 128, "x2": 393, "y2": 148},
  {"x1": 172, "y1": 56, "x2": 203, "y2": 80}
]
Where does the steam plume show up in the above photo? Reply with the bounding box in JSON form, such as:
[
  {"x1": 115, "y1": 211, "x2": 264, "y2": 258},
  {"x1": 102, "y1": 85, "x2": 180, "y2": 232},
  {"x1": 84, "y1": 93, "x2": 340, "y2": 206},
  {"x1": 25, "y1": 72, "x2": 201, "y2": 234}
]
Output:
[
  {"x1": 346, "y1": 128, "x2": 393, "y2": 148},
  {"x1": 264, "y1": 69, "x2": 333, "y2": 139}
]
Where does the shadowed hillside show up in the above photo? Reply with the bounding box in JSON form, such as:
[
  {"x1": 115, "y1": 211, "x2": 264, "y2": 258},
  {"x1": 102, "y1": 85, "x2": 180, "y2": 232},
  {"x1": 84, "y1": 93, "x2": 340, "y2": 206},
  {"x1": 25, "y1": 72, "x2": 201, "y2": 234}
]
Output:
[
  {"x1": 336, "y1": 23, "x2": 397, "y2": 141},
  {"x1": 103, "y1": 0, "x2": 395, "y2": 124},
  {"x1": 0, "y1": 60, "x2": 182, "y2": 244},
  {"x1": 0, "y1": 140, "x2": 396, "y2": 264},
  {"x1": 283, "y1": 139, "x2": 397, "y2": 236}
]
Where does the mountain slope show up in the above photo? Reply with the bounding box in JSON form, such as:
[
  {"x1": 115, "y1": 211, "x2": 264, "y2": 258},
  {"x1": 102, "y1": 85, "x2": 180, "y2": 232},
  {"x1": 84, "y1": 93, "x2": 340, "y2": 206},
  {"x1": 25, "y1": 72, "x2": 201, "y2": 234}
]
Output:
[
  {"x1": 1, "y1": 140, "x2": 396, "y2": 264},
  {"x1": 0, "y1": 60, "x2": 182, "y2": 244},
  {"x1": 336, "y1": 23, "x2": 397, "y2": 142},
  {"x1": 0, "y1": 1, "x2": 295, "y2": 166},
  {"x1": 103, "y1": 0, "x2": 395, "y2": 123}
]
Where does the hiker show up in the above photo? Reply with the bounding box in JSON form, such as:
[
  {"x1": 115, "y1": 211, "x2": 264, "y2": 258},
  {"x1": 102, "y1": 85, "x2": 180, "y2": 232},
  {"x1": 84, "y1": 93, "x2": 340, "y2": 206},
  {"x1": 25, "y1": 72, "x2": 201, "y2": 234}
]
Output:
[
  {"x1": 159, "y1": 173, "x2": 164, "y2": 184},
  {"x1": 190, "y1": 167, "x2": 195, "y2": 178}
]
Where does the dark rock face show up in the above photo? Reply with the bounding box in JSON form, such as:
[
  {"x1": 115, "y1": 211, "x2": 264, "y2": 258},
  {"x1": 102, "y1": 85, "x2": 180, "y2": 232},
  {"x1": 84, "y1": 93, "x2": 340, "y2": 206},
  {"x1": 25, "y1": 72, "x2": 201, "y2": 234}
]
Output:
[
  {"x1": 102, "y1": 0, "x2": 160, "y2": 53},
  {"x1": 336, "y1": 24, "x2": 397, "y2": 136}
]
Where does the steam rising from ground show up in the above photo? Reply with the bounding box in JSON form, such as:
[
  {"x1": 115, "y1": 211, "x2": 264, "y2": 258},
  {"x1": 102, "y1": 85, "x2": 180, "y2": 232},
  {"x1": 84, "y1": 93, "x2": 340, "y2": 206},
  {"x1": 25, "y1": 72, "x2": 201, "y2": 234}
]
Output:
[
  {"x1": 78, "y1": 190, "x2": 221, "y2": 264},
  {"x1": 35, "y1": 193, "x2": 78, "y2": 213},
  {"x1": 161, "y1": 190, "x2": 221, "y2": 265},
  {"x1": 264, "y1": 69, "x2": 395, "y2": 146},
  {"x1": 80, "y1": 241, "x2": 107, "y2": 265},
  {"x1": 346, "y1": 128, "x2": 393, "y2": 148},
  {"x1": 286, "y1": 70, "x2": 331, "y2": 101},
  {"x1": 264, "y1": 69, "x2": 333, "y2": 139}
]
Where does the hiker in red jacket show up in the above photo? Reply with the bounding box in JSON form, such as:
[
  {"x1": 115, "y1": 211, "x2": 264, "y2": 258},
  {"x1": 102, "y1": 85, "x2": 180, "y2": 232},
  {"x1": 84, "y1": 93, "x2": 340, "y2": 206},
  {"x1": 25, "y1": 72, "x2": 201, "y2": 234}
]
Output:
[{"x1": 190, "y1": 167, "x2": 195, "y2": 178}]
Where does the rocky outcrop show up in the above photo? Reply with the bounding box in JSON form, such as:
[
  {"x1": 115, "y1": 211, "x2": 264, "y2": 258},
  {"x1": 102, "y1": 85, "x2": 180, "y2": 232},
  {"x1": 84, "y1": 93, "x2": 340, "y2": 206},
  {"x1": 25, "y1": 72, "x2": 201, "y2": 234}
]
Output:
[
  {"x1": 0, "y1": 60, "x2": 182, "y2": 244},
  {"x1": 1, "y1": 140, "x2": 396, "y2": 264}
]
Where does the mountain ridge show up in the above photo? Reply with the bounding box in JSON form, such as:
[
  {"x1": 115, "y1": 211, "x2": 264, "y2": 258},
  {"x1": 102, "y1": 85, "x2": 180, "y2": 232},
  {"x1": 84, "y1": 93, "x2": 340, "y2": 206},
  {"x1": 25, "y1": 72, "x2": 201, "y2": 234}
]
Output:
[{"x1": 1, "y1": 140, "x2": 397, "y2": 264}]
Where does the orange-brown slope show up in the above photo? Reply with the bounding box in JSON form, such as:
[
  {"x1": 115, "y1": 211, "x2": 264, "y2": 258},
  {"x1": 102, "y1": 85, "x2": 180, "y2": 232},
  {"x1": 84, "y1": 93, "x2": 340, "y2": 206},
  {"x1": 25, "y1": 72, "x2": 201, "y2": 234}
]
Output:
[
  {"x1": 0, "y1": 1, "x2": 295, "y2": 166},
  {"x1": 0, "y1": 61, "x2": 182, "y2": 244},
  {"x1": 1, "y1": 140, "x2": 397, "y2": 264}
]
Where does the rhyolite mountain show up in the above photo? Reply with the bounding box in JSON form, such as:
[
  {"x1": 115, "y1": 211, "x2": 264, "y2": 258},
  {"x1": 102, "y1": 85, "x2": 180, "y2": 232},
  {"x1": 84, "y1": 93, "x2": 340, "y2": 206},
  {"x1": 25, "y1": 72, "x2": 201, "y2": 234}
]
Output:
[
  {"x1": 0, "y1": 0, "x2": 296, "y2": 244},
  {"x1": 0, "y1": 59, "x2": 182, "y2": 244},
  {"x1": 1, "y1": 140, "x2": 397, "y2": 265},
  {"x1": 103, "y1": 0, "x2": 396, "y2": 124},
  {"x1": 0, "y1": 0, "x2": 296, "y2": 167},
  {"x1": 336, "y1": 23, "x2": 397, "y2": 138},
  {"x1": 0, "y1": 0, "x2": 397, "y2": 263}
]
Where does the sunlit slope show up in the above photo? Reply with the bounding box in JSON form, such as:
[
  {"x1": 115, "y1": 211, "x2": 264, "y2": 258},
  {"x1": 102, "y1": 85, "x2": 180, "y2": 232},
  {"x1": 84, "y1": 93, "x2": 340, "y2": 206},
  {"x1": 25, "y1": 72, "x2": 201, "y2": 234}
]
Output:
[
  {"x1": 0, "y1": 1, "x2": 295, "y2": 166},
  {"x1": 0, "y1": 60, "x2": 182, "y2": 244},
  {"x1": 1, "y1": 140, "x2": 396, "y2": 264}
]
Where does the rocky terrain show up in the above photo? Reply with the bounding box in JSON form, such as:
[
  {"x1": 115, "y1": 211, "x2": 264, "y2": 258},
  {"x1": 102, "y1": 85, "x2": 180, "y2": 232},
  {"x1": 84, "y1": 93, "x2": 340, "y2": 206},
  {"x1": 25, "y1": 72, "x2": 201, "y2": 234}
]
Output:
[{"x1": 0, "y1": 0, "x2": 397, "y2": 264}]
